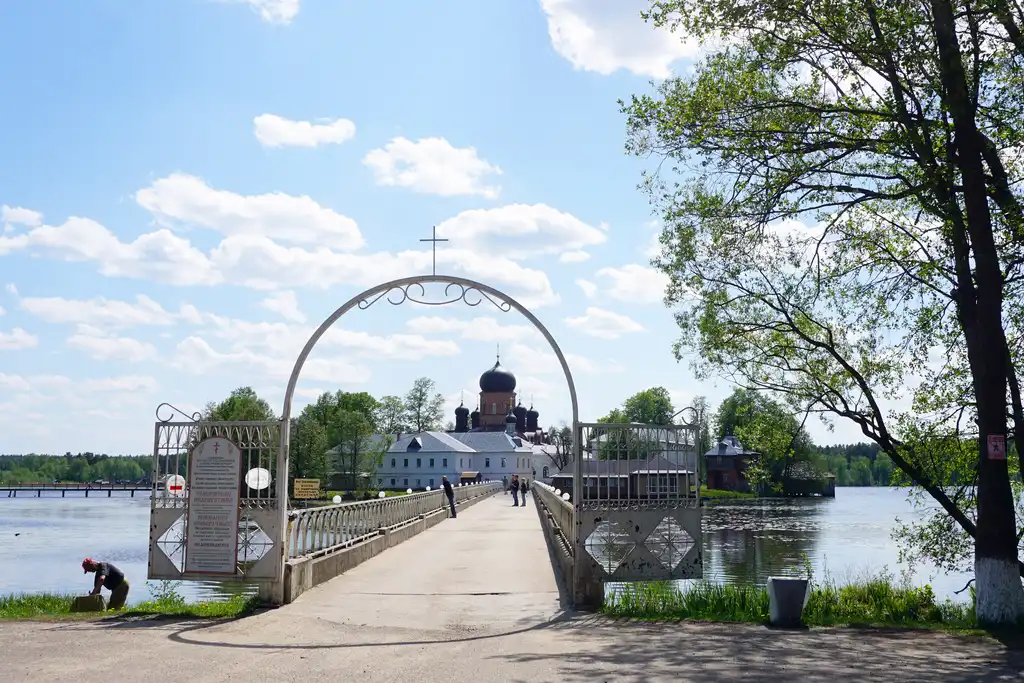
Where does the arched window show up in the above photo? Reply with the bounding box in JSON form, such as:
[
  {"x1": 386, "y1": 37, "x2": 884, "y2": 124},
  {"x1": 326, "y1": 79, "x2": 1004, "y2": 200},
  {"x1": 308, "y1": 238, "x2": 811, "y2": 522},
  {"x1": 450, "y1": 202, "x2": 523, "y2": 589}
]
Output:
[
  {"x1": 491, "y1": 402, "x2": 497, "y2": 414},
  {"x1": 543, "y1": 466, "x2": 549, "y2": 478}
]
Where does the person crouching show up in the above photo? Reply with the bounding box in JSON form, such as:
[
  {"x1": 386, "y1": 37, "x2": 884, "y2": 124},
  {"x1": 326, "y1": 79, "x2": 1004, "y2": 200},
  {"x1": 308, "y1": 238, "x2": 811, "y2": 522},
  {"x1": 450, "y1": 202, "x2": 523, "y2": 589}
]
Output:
[{"x1": 82, "y1": 558, "x2": 129, "y2": 610}]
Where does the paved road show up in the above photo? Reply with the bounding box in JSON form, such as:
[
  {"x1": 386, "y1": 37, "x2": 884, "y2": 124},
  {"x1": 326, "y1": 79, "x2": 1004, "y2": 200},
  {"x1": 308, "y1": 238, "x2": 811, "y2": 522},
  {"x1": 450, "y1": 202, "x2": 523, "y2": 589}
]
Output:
[{"x1": 2, "y1": 492, "x2": 1022, "y2": 682}]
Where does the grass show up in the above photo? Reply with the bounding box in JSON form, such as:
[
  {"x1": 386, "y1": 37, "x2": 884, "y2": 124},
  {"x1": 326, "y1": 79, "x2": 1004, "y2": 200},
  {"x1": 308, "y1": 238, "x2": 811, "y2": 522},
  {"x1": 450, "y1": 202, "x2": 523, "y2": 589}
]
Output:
[
  {"x1": 603, "y1": 575, "x2": 977, "y2": 630},
  {"x1": 0, "y1": 582, "x2": 259, "y2": 621},
  {"x1": 698, "y1": 486, "x2": 757, "y2": 500}
]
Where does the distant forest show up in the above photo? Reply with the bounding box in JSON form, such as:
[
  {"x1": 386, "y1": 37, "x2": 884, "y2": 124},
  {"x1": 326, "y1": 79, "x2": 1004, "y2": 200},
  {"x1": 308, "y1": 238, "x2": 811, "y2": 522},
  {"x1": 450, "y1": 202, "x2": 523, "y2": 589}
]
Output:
[
  {"x1": 810, "y1": 442, "x2": 895, "y2": 486},
  {"x1": 0, "y1": 443, "x2": 899, "y2": 486},
  {"x1": 0, "y1": 453, "x2": 151, "y2": 485}
]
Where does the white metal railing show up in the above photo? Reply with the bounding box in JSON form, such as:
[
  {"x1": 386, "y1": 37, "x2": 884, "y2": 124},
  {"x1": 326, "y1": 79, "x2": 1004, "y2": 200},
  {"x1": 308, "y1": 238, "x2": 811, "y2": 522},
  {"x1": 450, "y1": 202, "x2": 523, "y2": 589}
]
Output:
[
  {"x1": 534, "y1": 481, "x2": 574, "y2": 558},
  {"x1": 287, "y1": 481, "x2": 502, "y2": 559}
]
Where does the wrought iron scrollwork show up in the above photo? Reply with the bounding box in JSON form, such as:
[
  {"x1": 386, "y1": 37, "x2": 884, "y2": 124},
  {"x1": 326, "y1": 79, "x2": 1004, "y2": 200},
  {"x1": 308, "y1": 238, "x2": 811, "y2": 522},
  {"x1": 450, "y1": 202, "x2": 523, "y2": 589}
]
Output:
[
  {"x1": 357, "y1": 281, "x2": 512, "y2": 312},
  {"x1": 155, "y1": 402, "x2": 203, "y2": 423}
]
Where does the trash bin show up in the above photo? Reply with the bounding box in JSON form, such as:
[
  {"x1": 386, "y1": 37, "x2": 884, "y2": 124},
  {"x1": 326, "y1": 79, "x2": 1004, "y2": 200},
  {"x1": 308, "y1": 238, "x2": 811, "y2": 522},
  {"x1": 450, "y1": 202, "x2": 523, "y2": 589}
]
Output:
[{"x1": 767, "y1": 577, "x2": 809, "y2": 627}]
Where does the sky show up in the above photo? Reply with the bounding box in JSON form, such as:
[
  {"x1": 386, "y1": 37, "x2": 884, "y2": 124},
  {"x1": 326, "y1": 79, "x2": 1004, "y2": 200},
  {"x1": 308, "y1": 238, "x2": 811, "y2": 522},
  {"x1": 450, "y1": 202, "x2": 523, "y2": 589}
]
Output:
[{"x1": 0, "y1": 0, "x2": 867, "y2": 455}]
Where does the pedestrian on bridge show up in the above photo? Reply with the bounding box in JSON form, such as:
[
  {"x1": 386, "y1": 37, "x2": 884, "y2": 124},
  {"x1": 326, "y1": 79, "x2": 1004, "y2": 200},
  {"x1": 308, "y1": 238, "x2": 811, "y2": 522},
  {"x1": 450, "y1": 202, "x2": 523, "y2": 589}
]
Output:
[
  {"x1": 442, "y1": 476, "x2": 456, "y2": 518},
  {"x1": 520, "y1": 478, "x2": 528, "y2": 507},
  {"x1": 510, "y1": 474, "x2": 520, "y2": 506},
  {"x1": 82, "y1": 558, "x2": 129, "y2": 610}
]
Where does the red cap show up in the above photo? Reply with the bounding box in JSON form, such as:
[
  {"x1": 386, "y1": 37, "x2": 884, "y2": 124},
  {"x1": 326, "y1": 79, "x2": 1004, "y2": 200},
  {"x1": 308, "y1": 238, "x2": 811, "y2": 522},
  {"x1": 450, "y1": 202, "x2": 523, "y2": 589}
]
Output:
[{"x1": 82, "y1": 558, "x2": 94, "y2": 573}]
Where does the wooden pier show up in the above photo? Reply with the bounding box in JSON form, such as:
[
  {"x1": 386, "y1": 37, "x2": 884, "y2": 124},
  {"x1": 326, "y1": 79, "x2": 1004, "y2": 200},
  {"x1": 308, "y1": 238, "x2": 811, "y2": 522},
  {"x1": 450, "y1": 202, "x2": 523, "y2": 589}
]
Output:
[{"x1": 2, "y1": 482, "x2": 154, "y2": 498}]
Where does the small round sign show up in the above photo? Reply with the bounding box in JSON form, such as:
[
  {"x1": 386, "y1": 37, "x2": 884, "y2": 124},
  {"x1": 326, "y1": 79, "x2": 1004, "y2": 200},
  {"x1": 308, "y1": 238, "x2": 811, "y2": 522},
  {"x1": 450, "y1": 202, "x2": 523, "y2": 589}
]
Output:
[
  {"x1": 165, "y1": 474, "x2": 186, "y2": 497},
  {"x1": 244, "y1": 467, "x2": 272, "y2": 490}
]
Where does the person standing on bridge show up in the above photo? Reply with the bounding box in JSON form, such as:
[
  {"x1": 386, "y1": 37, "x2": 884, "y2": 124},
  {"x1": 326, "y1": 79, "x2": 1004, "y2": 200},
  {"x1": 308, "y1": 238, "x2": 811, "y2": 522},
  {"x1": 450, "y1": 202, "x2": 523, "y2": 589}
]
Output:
[
  {"x1": 510, "y1": 474, "x2": 520, "y2": 506},
  {"x1": 442, "y1": 475, "x2": 456, "y2": 518},
  {"x1": 82, "y1": 558, "x2": 129, "y2": 610},
  {"x1": 520, "y1": 478, "x2": 528, "y2": 507}
]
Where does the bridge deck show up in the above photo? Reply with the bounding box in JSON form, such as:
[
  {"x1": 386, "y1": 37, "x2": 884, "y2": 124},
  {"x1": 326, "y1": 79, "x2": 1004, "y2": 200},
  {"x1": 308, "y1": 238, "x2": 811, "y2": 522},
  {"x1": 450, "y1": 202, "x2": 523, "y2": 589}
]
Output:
[{"x1": 1, "y1": 492, "x2": 1017, "y2": 682}]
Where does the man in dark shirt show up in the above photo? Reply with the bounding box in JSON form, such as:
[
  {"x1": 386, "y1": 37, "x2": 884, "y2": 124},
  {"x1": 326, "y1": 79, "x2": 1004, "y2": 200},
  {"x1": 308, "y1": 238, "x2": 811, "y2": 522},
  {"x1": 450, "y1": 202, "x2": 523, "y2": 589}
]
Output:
[
  {"x1": 82, "y1": 558, "x2": 130, "y2": 610},
  {"x1": 441, "y1": 475, "x2": 456, "y2": 518}
]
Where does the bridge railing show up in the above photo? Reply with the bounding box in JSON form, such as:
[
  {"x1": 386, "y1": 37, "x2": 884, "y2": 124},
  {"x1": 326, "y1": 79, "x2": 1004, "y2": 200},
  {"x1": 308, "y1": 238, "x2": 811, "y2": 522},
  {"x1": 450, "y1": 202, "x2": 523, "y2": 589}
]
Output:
[
  {"x1": 287, "y1": 481, "x2": 502, "y2": 559},
  {"x1": 533, "y1": 481, "x2": 575, "y2": 582},
  {"x1": 0, "y1": 482, "x2": 152, "y2": 490}
]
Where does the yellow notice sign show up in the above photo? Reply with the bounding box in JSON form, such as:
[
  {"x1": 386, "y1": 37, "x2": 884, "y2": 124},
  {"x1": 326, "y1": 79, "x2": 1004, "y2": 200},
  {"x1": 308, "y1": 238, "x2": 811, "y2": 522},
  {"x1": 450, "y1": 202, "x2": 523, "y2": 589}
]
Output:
[{"x1": 292, "y1": 478, "x2": 321, "y2": 499}]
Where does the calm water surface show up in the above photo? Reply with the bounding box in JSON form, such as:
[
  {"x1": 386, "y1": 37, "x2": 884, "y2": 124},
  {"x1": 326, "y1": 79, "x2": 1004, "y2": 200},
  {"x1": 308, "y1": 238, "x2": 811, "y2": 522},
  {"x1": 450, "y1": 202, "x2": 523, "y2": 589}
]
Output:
[{"x1": 0, "y1": 487, "x2": 973, "y2": 603}]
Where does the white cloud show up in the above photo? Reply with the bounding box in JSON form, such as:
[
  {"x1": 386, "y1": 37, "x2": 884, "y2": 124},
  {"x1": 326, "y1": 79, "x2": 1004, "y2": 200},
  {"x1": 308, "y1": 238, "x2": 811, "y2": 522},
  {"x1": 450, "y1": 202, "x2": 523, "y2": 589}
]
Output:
[
  {"x1": 174, "y1": 335, "x2": 372, "y2": 384},
  {"x1": 217, "y1": 0, "x2": 300, "y2": 24},
  {"x1": 559, "y1": 250, "x2": 591, "y2": 263},
  {"x1": 0, "y1": 327, "x2": 37, "y2": 350},
  {"x1": 363, "y1": 137, "x2": 502, "y2": 198},
  {"x1": 4, "y1": 284, "x2": 16, "y2": 295},
  {"x1": 0, "y1": 305, "x2": 4, "y2": 316},
  {"x1": 20, "y1": 294, "x2": 183, "y2": 327},
  {"x1": 0, "y1": 217, "x2": 219, "y2": 286},
  {"x1": 253, "y1": 114, "x2": 356, "y2": 148},
  {"x1": 436, "y1": 204, "x2": 606, "y2": 258},
  {"x1": 260, "y1": 290, "x2": 306, "y2": 323},
  {"x1": 505, "y1": 341, "x2": 622, "y2": 376},
  {"x1": 2, "y1": 205, "x2": 43, "y2": 231},
  {"x1": 136, "y1": 173, "x2": 363, "y2": 250},
  {"x1": 406, "y1": 316, "x2": 537, "y2": 342},
  {"x1": 595, "y1": 264, "x2": 670, "y2": 304},
  {"x1": 564, "y1": 306, "x2": 645, "y2": 339},
  {"x1": 67, "y1": 325, "x2": 158, "y2": 363},
  {"x1": 576, "y1": 279, "x2": 597, "y2": 297},
  {"x1": 539, "y1": 0, "x2": 700, "y2": 78}
]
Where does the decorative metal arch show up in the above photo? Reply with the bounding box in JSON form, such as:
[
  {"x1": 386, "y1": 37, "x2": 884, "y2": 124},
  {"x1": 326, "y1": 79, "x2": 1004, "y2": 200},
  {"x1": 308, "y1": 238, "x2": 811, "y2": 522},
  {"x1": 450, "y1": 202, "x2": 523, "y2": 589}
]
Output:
[{"x1": 270, "y1": 275, "x2": 581, "y2": 603}]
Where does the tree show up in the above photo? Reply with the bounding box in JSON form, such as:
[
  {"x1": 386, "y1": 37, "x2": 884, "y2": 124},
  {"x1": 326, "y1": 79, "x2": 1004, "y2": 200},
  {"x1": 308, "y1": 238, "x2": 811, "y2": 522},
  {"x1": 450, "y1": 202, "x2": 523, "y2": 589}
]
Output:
[
  {"x1": 290, "y1": 410, "x2": 330, "y2": 484},
  {"x1": 689, "y1": 395, "x2": 711, "y2": 454},
  {"x1": 336, "y1": 391, "x2": 380, "y2": 430},
  {"x1": 403, "y1": 378, "x2": 445, "y2": 433},
  {"x1": 332, "y1": 410, "x2": 381, "y2": 490},
  {"x1": 624, "y1": 0, "x2": 1024, "y2": 621},
  {"x1": 545, "y1": 422, "x2": 574, "y2": 471},
  {"x1": 597, "y1": 408, "x2": 629, "y2": 424},
  {"x1": 205, "y1": 387, "x2": 275, "y2": 421},
  {"x1": 376, "y1": 395, "x2": 409, "y2": 435},
  {"x1": 623, "y1": 387, "x2": 675, "y2": 424}
]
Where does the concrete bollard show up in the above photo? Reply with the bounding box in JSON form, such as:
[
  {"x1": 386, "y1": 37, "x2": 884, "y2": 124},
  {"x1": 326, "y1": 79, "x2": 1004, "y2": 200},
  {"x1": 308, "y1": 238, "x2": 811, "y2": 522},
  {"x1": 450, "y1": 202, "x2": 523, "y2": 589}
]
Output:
[{"x1": 767, "y1": 577, "x2": 809, "y2": 627}]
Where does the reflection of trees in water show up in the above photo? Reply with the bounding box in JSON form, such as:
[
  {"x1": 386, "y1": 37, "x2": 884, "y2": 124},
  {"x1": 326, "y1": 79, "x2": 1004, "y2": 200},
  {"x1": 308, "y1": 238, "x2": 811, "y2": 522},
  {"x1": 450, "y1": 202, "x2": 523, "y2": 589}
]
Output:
[
  {"x1": 193, "y1": 579, "x2": 256, "y2": 601},
  {"x1": 702, "y1": 500, "x2": 824, "y2": 585}
]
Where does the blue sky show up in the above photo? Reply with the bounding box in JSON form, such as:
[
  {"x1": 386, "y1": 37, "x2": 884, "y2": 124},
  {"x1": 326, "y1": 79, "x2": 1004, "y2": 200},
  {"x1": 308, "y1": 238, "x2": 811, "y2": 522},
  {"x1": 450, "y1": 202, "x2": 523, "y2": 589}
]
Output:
[{"x1": 0, "y1": 0, "x2": 863, "y2": 454}]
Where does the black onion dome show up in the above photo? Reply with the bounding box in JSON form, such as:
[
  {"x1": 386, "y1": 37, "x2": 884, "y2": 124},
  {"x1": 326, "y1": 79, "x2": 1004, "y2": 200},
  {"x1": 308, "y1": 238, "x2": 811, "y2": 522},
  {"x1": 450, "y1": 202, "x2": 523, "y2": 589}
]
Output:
[
  {"x1": 479, "y1": 359, "x2": 517, "y2": 393},
  {"x1": 526, "y1": 404, "x2": 539, "y2": 418},
  {"x1": 470, "y1": 405, "x2": 480, "y2": 417},
  {"x1": 505, "y1": 408, "x2": 518, "y2": 424},
  {"x1": 455, "y1": 401, "x2": 469, "y2": 416}
]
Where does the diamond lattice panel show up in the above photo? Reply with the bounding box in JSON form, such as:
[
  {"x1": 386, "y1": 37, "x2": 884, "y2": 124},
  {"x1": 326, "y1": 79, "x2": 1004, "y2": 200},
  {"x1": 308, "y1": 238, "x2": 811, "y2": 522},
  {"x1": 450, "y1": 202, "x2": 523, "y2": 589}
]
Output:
[
  {"x1": 645, "y1": 515, "x2": 696, "y2": 571},
  {"x1": 584, "y1": 520, "x2": 635, "y2": 575},
  {"x1": 237, "y1": 513, "x2": 275, "y2": 576},
  {"x1": 156, "y1": 514, "x2": 186, "y2": 572}
]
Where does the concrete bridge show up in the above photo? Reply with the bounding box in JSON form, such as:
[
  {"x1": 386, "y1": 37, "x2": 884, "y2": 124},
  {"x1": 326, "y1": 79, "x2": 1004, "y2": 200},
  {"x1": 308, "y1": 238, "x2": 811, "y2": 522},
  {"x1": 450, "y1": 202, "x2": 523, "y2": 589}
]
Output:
[{"x1": 2, "y1": 486, "x2": 1018, "y2": 682}]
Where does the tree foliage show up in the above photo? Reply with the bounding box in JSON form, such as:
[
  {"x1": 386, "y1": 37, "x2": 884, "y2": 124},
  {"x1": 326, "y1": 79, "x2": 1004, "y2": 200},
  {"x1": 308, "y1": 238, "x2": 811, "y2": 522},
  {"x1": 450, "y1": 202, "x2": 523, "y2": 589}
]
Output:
[
  {"x1": 204, "y1": 386, "x2": 276, "y2": 421},
  {"x1": 624, "y1": 0, "x2": 1024, "y2": 619},
  {"x1": 403, "y1": 377, "x2": 445, "y2": 433},
  {"x1": 375, "y1": 395, "x2": 409, "y2": 435}
]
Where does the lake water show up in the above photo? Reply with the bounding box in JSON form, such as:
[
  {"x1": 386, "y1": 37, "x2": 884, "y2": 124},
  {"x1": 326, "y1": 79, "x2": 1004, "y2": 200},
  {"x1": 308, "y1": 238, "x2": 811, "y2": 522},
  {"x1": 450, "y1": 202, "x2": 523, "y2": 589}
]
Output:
[{"x1": 0, "y1": 487, "x2": 974, "y2": 604}]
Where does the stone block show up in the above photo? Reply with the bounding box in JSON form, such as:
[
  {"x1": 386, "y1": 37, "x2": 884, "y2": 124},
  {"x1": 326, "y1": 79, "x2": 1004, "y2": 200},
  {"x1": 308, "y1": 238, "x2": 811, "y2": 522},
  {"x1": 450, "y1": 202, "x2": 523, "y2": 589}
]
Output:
[
  {"x1": 70, "y1": 594, "x2": 107, "y2": 612},
  {"x1": 767, "y1": 577, "x2": 809, "y2": 627}
]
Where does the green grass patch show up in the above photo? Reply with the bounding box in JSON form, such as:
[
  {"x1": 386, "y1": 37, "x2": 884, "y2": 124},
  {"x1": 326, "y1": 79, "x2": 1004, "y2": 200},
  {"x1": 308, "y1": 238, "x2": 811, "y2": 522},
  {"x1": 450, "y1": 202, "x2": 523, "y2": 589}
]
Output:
[
  {"x1": 603, "y1": 577, "x2": 977, "y2": 630},
  {"x1": 1, "y1": 582, "x2": 259, "y2": 621},
  {"x1": 698, "y1": 486, "x2": 757, "y2": 500}
]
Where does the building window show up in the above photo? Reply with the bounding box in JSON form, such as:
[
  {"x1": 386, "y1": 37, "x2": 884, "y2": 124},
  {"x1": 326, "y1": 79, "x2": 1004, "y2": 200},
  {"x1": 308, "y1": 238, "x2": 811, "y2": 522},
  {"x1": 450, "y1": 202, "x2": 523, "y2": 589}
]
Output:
[
  {"x1": 429, "y1": 458, "x2": 435, "y2": 467},
  {"x1": 654, "y1": 475, "x2": 679, "y2": 494},
  {"x1": 404, "y1": 458, "x2": 408, "y2": 467},
  {"x1": 417, "y1": 458, "x2": 422, "y2": 467},
  {"x1": 391, "y1": 478, "x2": 396, "y2": 486},
  {"x1": 485, "y1": 458, "x2": 491, "y2": 468},
  {"x1": 459, "y1": 458, "x2": 463, "y2": 467},
  {"x1": 429, "y1": 479, "x2": 434, "y2": 487},
  {"x1": 491, "y1": 402, "x2": 497, "y2": 414},
  {"x1": 416, "y1": 479, "x2": 421, "y2": 487},
  {"x1": 501, "y1": 458, "x2": 506, "y2": 467},
  {"x1": 404, "y1": 478, "x2": 408, "y2": 487},
  {"x1": 391, "y1": 458, "x2": 396, "y2": 467},
  {"x1": 542, "y1": 466, "x2": 549, "y2": 478},
  {"x1": 377, "y1": 478, "x2": 383, "y2": 486},
  {"x1": 443, "y1": 458, "x2": 447, "y2": 467}
]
